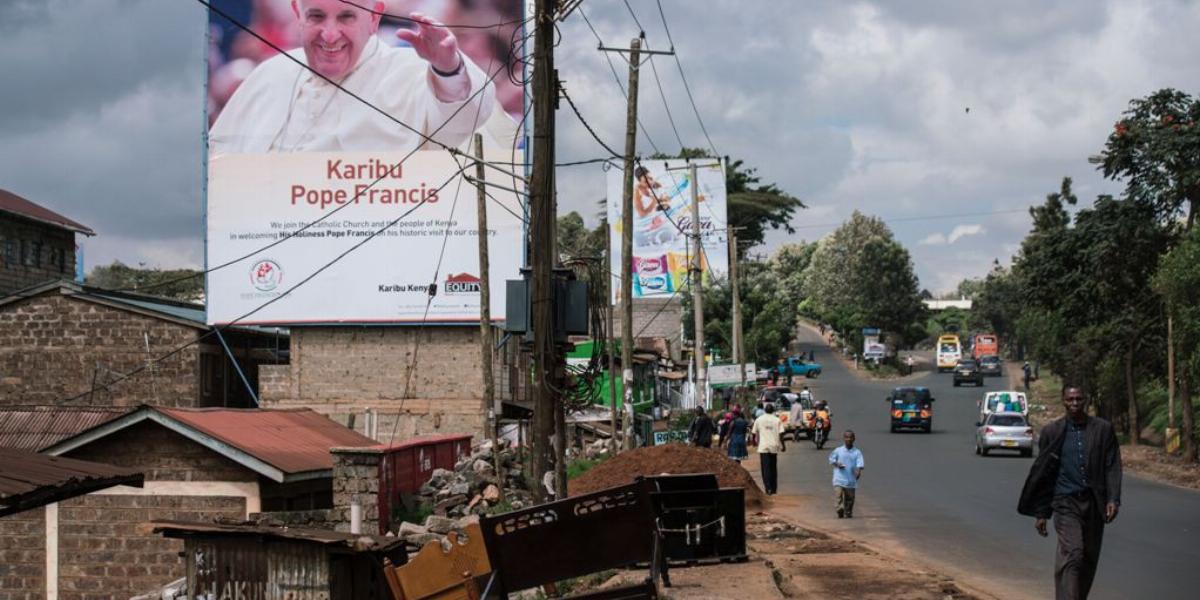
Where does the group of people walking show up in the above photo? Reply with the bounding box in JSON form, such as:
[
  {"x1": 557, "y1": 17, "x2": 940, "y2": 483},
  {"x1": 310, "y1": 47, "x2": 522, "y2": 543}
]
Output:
[{"x1": 686, "y1": 373, "x2": 1122, "y2": 599}]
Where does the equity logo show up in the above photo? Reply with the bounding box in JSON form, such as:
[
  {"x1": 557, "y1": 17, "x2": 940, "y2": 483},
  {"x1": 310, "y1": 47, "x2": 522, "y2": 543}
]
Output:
[
  {"x1": 444, "y1": 272, "x2": 481, "y2": 295},
  {"x1": 250, "y1": 259, "x2": 283, "y2": 292}
]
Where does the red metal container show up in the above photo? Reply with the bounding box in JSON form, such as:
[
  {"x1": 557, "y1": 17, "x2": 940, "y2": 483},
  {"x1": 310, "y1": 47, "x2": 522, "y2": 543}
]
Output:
[{"x1": 377, "y1": 434, "x2": 473, "y2": 533}]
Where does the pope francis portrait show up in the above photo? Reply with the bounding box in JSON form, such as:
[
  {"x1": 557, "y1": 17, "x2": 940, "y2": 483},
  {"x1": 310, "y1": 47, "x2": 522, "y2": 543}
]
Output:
[{"x1": 209, "y1": 0, "x2": 498, "y2": 154}]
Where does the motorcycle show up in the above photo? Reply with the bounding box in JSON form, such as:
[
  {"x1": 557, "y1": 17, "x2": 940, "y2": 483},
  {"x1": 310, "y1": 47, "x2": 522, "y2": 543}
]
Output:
[{"x1": 812, "y1": 414, "x2": 830, "y2": 449}]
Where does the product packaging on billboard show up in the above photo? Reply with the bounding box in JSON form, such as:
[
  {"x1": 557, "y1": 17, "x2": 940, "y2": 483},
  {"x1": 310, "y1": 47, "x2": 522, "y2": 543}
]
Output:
[{"x1": 607, "y1": 159, "x2": 728, "y2": 301}]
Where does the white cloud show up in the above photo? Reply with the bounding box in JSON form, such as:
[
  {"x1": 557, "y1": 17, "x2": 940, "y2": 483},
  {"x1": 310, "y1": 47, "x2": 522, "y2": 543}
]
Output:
[
  {"x1": 947, "y1": 224, "x2": 985, "y2": 244},
  {"x1": 919, "y1": 233, "x2": 947, "y2": 246}
]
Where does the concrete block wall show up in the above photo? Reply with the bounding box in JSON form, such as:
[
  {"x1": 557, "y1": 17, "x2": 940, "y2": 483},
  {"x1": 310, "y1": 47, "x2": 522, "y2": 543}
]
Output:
[
  {"x1": 0, "y1": 293, "x2": 200, "y2": 407},
  {"x1": 63, "y1": 421, "x2": 257, "y2": 482},
  {"x1": 0, "y1": 216, "x2": 76, "y2": 296},
  {"x1": 0, "y1": 507, "x2": 45, "y2": 600},
  {"x1": 330, "y1": 447, "x2": 382, "y2": 534},
  {"x1": 262, "y1": 326, "x2": 491, "y2": 439}
]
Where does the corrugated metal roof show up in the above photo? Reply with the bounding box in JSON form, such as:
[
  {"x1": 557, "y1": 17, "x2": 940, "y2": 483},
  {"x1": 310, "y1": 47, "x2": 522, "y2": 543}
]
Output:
[
  {"x1": 0, "y1": 406, "x2": 130, "y2": 451},
  {"x1": 0, "y1": 447, "x2": 143, "y2": 517},
  {"x1": 0, "y1": 188, "x2": 95, "y2": 235},
  {"x1": 159, "y1": 408, "x2": 377, "y2": 475},
  {"x1": 153, "y1": 520, "x2": 407, "y2": 552}
]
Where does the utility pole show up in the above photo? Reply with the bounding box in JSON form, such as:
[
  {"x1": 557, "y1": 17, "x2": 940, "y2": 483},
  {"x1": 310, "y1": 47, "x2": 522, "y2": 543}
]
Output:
[
  {"x1": 729, "y1": 225, "x2": 744, "y2": 390},
  {"x1": 688, "y1": 162, "x2": 707, "y2": 410},
  {"x1": 529, "y1": 0, "x2": 558, "y2": 500},
  {"x1": 473, "y1": 134, "x2": 503, "y2": 499},
  {"x1": 605, "y1": 221, "x2": 619, "y2": 452},
  {"x1": 600, "y1": 38, "x2": 674, "y2": 448},
  {"x1": 618, "y1": 37, "x2": 641, "y2": 450}
]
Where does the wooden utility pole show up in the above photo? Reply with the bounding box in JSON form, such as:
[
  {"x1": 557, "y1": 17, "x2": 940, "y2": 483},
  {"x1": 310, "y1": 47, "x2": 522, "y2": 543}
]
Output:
[
  {"x1": 529, "y1": 0, "x2": 558, "y2": 500},
  {"x1": 688, "y1": 162, "x2": 707, "y2": 409},
  {"x1": 600, "y1": 38, "x2": 673, "y2": 448},
  {"x1": 473, "y1": 134, "x2": 503, "y2": 498},
  {"x1": 729, "y1": 225, "x2": 744, "y2": 390},
  {"x1": 618, "y1": 37, "x2": 641, "y2": 450},
  {"x1": 606, "y1": 221, "x2": 619, "y2": 452}
]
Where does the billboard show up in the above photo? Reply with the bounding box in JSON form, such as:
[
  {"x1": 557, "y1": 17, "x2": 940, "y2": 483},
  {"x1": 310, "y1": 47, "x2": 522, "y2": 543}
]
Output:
[
  {"x1": 205, "y1": 0, "x2": 526, "y2": 325},
  {"x1": 606, "y1": 159, "x2": 728, "y2": 300}
]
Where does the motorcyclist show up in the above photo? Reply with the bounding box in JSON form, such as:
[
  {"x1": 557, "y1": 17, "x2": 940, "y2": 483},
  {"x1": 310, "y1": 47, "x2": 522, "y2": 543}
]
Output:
[{"x1": 813, "y1": 399, "x2": 832, "y2": 435}]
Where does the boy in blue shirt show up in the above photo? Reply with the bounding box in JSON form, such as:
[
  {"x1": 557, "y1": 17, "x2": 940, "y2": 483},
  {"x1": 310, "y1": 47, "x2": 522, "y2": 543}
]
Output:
[{"x1": 828, "y1": 430, "x2": 865, "y2": 518}]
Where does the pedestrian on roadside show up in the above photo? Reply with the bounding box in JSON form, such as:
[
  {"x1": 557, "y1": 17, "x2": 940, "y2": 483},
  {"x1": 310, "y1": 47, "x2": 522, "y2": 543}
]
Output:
[
  {"x1": 1023, "y1": 361, "x2": 1033, "y2": 391},
  {"x1": 1018, "y1": 386, "x2": 1122, "y2": 600},
  {"x1": 752, "y1": 403, "x2": 786, "y2": 495},
  {"x1": 828, "y1": 430, "x2": 864, "y2": 518},
  {"x1": 717, "y1": 412, "x2": 733, "y2": 447},
  {"x1": 809, "y1": 349, "x2": 816, "y2": 362},
  {"x1": 725, "y1": 409, "x2": 749, "y2": 463},
  {"x1": 687, "y1": 406, "x2": 716, "y2": 449}
]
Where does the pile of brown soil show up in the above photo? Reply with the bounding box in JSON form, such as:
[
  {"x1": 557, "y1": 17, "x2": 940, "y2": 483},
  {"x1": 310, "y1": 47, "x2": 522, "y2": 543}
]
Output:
[{"x1": 569, "y1": 444, "x2": 765, "y2": 508}]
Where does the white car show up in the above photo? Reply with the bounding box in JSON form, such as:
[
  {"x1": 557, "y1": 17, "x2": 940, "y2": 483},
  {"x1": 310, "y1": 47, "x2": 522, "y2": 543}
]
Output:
[{"x1": 975, "y1": 412, "x2": 1033, "y2": 457}]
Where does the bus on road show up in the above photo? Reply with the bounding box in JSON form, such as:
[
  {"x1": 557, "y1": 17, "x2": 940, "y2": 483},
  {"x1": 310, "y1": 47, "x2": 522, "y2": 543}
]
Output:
[{"x1": 936, "y1": 334, "x2": 963, "y2": 372}]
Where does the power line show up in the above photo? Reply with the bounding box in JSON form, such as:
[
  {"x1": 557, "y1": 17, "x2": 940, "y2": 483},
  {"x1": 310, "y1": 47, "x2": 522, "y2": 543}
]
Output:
[
  {"x1": 654, "y1": 0, "x2": 720, "y2": 158},
  {"x1": 620, "y1": 2, "x2": 684, "y2": 151},
  {"x1": 577, "y1": 6, "x2": 662, "y2": 155},
  {"x1": 560, "y1": 86, "x2": 622, "y2": 159}
]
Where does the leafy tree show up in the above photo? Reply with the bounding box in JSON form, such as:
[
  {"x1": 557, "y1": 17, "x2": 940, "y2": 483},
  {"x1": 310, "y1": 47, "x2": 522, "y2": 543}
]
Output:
[
  {"x1": 87, "y1": 261, "x2": 204, "y2": 302},
  {"x1": 1098, "y1": 88, "x2": 1200, "y2": 229},
  {"x1": 651, "y1": 148, "x2": 806, "y2": 253},
  {"x1": 801, "y1": 212, "x2": 926, "y2": 350},
  {"x1": 1154, "y1": 229, "x2": 1200, "y2": 462}
]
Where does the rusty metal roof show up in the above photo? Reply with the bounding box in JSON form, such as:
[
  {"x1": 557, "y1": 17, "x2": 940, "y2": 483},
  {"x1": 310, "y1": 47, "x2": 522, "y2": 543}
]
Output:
[
  {"x1": 0, "y1": 447, "x2": 143, "y2": 517},
  {"x1": 0, "y1": 188, "x2": 94, "y2": 235},
  {"x1": 44, "y1": 406, "x2": 376, "y2": 482},
  {"x1": 153, "y1": 520, "x2": 407, "y2": 553},
  {"x1": 0, "y1": 406, "x2": 130, "y2": 451}
]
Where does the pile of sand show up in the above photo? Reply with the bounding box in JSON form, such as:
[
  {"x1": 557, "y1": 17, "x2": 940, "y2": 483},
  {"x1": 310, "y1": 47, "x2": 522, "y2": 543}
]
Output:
[{"x1": 570, "y1": 444, "x2": 765, "y2": 508}]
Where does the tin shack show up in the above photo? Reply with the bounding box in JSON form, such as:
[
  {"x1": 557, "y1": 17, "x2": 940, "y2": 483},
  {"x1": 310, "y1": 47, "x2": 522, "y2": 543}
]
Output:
[{"x1": 154, "y1": 520, "x2": 408, "y2": 600}]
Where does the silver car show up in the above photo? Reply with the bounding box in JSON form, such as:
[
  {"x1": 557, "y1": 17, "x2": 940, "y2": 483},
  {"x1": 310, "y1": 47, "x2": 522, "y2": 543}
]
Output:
[{"x1": 975, "y1": 412, "x2": 1033, "y2": 457}]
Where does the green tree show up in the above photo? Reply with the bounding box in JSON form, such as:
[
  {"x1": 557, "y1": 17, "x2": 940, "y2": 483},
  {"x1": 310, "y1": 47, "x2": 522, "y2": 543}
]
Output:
[
  {"x1": 87, "y1": 261, "x2": 204, "y2": 302},
  {"x1": 801, "y1": 212, "x2": 926, "y2": 350},
  {"x1": 1098, "y1": 88, "x2": 1200, "y2": 229},
  {"x1": 1153, "y1": 229, "x2": 1200, "y2": 462}
]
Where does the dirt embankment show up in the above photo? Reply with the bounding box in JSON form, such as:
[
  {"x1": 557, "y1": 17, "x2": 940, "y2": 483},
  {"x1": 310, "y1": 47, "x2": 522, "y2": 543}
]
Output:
[{"x1": 570, "y1": 444, "x2": 766, "y2": 508}]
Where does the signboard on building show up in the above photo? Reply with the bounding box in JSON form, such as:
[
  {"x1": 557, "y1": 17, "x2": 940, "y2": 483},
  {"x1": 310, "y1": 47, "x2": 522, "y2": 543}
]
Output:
[
  {"x1": 606, "y1": 159, "x2": 728, "y2": 300},
  {"x1": 204, "y1": 0, "x2": 527, "y2": 325},
  {"x1": 653, "y1": 429, "x2": 689, "y2": 446}
]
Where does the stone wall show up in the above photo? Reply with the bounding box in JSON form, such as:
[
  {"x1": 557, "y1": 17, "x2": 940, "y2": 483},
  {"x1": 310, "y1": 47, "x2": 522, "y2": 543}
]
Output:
[
  {"x1": 0, "y1": 215, "x2": 76, "y2": 296},
  {"x1": 330, "y1": 447, "x2": 382, "y2": 534},
  {"x1": 262, "y1": 326, "x2": 492, "y2": 439},
  {"x1": 0, "y1": 507, "x2": 45, "y2": 600},
  {"x1": 0, "y1": 292, "x2": 201, "y2": 407}
]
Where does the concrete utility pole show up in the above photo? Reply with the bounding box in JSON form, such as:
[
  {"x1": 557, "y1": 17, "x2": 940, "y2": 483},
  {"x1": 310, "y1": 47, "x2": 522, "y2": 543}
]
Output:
[
  {"x1": 689, "y1": 162, "x2": 707, "y2": 409},
  {"x1": 473, "y1": 134, "x2": 503, "y2": 499},
  {"x1": 729, "y1": 225, "x2": 744, "y2": 390},
  {"x1": 529, "y1": 0, "x2": 558, "y2": 500}
]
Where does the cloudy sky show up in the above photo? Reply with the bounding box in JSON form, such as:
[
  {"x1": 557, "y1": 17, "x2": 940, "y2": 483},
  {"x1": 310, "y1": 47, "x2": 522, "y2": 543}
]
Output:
[{"x1": 2, "y1": 0, "x2": 1198, "y2": 293}]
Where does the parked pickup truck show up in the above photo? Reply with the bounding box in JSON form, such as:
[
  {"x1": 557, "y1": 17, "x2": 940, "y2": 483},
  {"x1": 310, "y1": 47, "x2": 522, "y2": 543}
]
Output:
[{"x1": 777, "y1": 356, "x2": 822, "y2": 379}]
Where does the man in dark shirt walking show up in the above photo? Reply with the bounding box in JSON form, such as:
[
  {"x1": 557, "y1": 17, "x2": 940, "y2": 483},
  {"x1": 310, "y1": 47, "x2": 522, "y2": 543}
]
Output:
[
  {"x1": 687, "y1": 407, "x2": 716, "y2": 448},
  {"x1": 1018, "y1": 386, "x2": 1122, "y2": 600}
]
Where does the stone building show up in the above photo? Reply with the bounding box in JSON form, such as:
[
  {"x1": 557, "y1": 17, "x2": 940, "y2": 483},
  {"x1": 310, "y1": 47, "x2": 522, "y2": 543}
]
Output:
[
  {"x1": 0, "y1": 188, "x2": 93, "y2": 296},
  {"x1": 0, "y1": 280, "x2": 286, "y2": 408},
  {"x1": 0, "y1": 405, "x2": 374, "y2": 600}
]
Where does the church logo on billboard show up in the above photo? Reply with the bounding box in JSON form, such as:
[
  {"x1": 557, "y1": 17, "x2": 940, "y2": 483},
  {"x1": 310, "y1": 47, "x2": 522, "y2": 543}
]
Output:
[{"x1": 250, "y1": 259, "x2": 283, "y2": 292}]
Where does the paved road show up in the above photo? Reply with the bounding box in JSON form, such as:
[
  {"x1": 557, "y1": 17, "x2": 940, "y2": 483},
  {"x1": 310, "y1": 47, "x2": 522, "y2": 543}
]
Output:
[{"x1": 767, "y1": 326, "x2": 1200, "y2": 600}]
